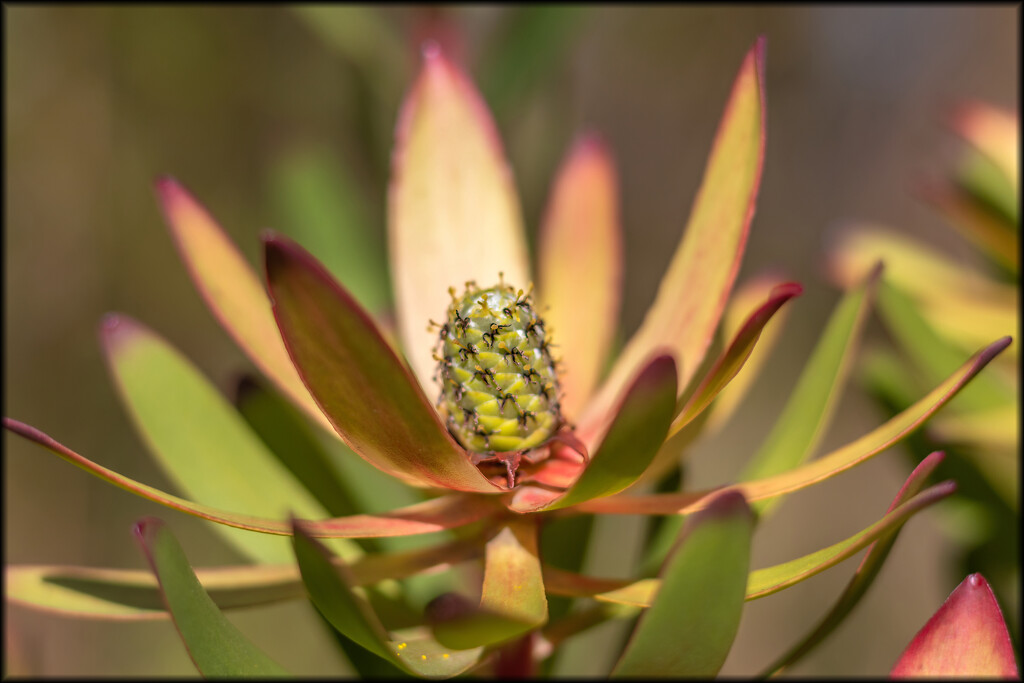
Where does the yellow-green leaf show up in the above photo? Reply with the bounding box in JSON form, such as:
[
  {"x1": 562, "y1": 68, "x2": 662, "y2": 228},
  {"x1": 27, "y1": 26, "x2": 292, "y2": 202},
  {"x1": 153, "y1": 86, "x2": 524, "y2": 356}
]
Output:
[
  {"x1": 579, "y1": 37, "x2": 766, "y2": 446},
  {"x1": 388, "y1": 47, "x2": 530, "y2": 394}
]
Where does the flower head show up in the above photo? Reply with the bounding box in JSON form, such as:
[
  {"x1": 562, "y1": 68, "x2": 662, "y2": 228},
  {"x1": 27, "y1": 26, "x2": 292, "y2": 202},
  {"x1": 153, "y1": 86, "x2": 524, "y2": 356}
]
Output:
[{"x1": 4, "y1": 35, "x2": 1013, "y2": 678}]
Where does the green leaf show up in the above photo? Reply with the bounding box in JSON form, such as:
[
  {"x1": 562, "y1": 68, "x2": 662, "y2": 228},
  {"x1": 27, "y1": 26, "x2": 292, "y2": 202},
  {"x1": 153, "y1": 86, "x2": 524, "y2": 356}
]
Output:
[
  {"x1": 611, "y1": 490, "x2": 753, "y2": 677},
  {"x1": 263, "y1": 234, "x2": 501, "y2": 493},
  {"x1": 477, "y1": 6, "x2": 585, "y2": 120},
  {"x1": 509, "y1": 355, "x2": 676, "y2": 512},
  {"x1": 576, "y1": 336, "x2": 1010, "y2": 516},
  {"x1": 737, "y1": 264, "x2": 880, "y2": 515},
  {"x1": 6, "y1": 563, "x2": 301, "y2": 620},
  {"x1": 876, "y1": 280, "x2": 1011, "y2": 412},
  {"x1": 154, "y1": 177, "x2": 334, "y2": 434},
  {"x1": 543, "y1": 478, "x2": 955, "y2": 609},
  {"x1": 101, "y1": 314, "x2": 359, "y2": 564},
  {"x1": 891, "y1": 573, "x2": 1019, "y2": 677},
  {"x1": 4, "y1": 418, "x2": 496, "y2": 539},
  {"x1": 744, "y1": 481, "x2": 956, "y2": 599},
  {"x1": 291, "y1": 519, "x2": 484, "y2": 678},
  {"x1": 133, "y1": 517, "x2": 290, "y2": 677},
  {"x1": 760, "y1": 451, "x2": 949, "y2": 675},
  {"x1": 268, "y1": 145, "x2": 390, "y2": 314},
  {"x1": 671, "y1": 280, "x2": 803, "y2": 434},
  {"x1": 6, "y1": 538, "x2": 482, "y2": 621},
  {"x1": 431, "y1": 519, "x2": 547, "y2": 650},
  {"x1": 234, "y1": 375, "x2": 366, "y2": 519},
  {"x1": 580, "y1": 36, "x2": 766, "y2": 446},
  {"x1": 702, "y1": 273, "x2": 798, "y2": 435}
]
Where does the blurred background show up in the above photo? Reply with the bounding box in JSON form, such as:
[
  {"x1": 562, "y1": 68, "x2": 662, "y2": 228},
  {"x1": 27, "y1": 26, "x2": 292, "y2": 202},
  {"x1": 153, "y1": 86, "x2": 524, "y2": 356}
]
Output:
[{"x1": 5, "y1": 5, "x2": 1018, "y2": 676}]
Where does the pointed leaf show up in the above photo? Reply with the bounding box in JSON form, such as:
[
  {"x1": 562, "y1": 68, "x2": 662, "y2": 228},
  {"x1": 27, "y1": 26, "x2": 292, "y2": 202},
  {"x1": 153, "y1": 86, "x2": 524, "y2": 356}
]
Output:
[
  {"x1": 581, "y1": 37, "x2": 766, "y2": 442},
  {"x1": 760, "y1": 452, "x2": 949, "y2": 675},
  {"x1": 611, "y1": 490, "x2": 753, "y2": 677},
  {"x1": 133, "y1": 518, "x2": 290, "y2": 676},
  {"x1": 389, "y1": 47, "x2": 530, "y2": 393},
  {"x1": 537, "y1": 134, "x2": 623, "y2": 418},
  {"x1": 702, "y1": 273, "x2": 798, "y2": 434},
  {"x1": 264, "y1": 234, "x2": 501, "y2": 493},
  {"x1": 671, "y1": 281, "x2": 802, "y2": 434},
  {"x1": 292, "y1": 519, "x2": 484, "y2": 678},
  {"x1": 509, "y1": 355, "x2": 676, "y2": 513},
  {"x1": 101, "y1": 314, "x2": 357, "y2": 564},
  {"x1": 576, "y1": 337, "x2": 1010, "y2": 515},
  {"x1": 7, "y1": 539, "x2": 482, "y2": 622},
  {"x1": 234, "y1": 375, "x2": 364, "y2": 519},
  {"x1": 6, "y1": 563, "x2": 302, "y2": 620},
  {"x1": 544, "y1": 477, "x2": 955, "y2": 609},
  {"x1": 891, "y1": 573, "x2": 1019, "y2": 677},
  {"x1": 828, "y1": 226, "x2": 1018, "y2": 358},
  {"x1": 874, "y1": 280, "x2": 1013, "y2": 412},
  {"x1": 744, "y1": 481, "x2": 956, "y2": 599},
  {"x1": 737, "y1": 264, "x2": 879, "y2": 515},
  {"x1": 432, "y1": 519, "x2": 547, "y2": 650},
  {"x1": 154, "y1": 177, "x2": 332, "y2": 433},
  {"x1": 4, "y1": 418, "x2": 494, "y2": 538}
]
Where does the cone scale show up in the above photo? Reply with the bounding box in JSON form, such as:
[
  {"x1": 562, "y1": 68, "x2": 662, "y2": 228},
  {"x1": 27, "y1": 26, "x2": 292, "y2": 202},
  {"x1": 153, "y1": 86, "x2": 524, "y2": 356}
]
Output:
[{"x1": 435, "y1": 278, "x2": 563, "y2": 487}]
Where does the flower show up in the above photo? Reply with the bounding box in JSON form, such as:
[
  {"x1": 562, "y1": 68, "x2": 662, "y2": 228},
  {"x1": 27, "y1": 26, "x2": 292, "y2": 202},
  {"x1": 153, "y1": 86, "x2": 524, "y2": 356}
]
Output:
[{"x1": 4, "y1": 37, "x2": 1012, "y2": 678}]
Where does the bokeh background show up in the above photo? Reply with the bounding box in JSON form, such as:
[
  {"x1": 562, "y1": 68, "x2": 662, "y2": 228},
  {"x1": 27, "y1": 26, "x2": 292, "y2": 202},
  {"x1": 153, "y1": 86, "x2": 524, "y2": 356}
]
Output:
[{"x1": 5, "y1": 5, "x2": 1018, "y2": 676}]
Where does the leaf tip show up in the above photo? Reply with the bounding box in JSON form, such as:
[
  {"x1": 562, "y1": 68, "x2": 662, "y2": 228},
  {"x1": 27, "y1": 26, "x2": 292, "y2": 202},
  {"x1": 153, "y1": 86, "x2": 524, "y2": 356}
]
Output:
[
  {"x1": 98, "y1": 312, "x2": 143, "y2": 353},
  {"x1": 701, "y1": 488, "x2": 753, "y2": 523},
  {"x1": 132, "y1": 516, "x2": 164, "y2": 547},
  {"x1": 892, "y1": 572, "x2": 1019, "y2": 677}
]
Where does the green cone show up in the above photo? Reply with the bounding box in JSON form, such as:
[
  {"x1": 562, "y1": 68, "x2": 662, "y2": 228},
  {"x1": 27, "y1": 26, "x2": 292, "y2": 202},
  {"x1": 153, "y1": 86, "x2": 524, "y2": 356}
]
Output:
[{"x1": 435, "y1": 279, "x2": 563, "y2": 466}]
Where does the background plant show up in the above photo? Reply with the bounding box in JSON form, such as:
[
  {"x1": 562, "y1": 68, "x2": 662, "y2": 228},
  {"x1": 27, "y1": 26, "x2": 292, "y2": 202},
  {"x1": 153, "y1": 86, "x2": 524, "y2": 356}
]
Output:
[
  {"x1": 828, "y1": 101, "x2": 1020, "y2": 660},
  {"x1": 5, "y1": 6, "x2": 1018, "y2": 676}
]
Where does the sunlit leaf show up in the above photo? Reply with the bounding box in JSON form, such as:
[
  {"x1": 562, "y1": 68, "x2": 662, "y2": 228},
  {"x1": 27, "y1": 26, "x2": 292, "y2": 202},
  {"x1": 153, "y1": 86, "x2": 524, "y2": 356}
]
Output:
[
  {"x1": 671, "y1": 280, "x2": 803, "y2": 435},
  {"x1": 431, "y1": 519, "x2": 547, "y2": 650},
  {"x1": 101, "y1": 314, "x2": 358, "y2": 564},
  {"x1": 611, "y1": 490, "x2": 753, "y2": 677},
  {"x1": 264, "y1": 234, "x2": 501, "y2": 493},
  {"x1": 875, "y1": 280, "x2": 1013, "y2": 413},
  {"x1": 891, "y1": 573, "x2": 1019, "y2": 677},
  {"x1": 154, "y1": 177, "x2": 333, "y2": 433},
  {"x1": 292, "y1": 519, "x2": 484, "y2": 678},
  {"x1": 760, "y1": 452, "x2": 949, "y2": 675},
  {"x1": 544, "y1": 478, "x2": 955, "y2": 608},
  {"x1": 576, "y1": 336, "x2": 1010, "y2": 515},
  {"x1": 234, "y1": 375, "x2": 364, "y2": 519},
  {"x1": 537, "y1": 134, "x2": 623, "y2": 419},
  {"x1": 509, "y1": 355, "x2": 676, "y2": 513},
  {"x1": 6, "y1": 539, "x2": 482, "y2": 622},
  {"x1": 581, "y1": 36, "x2": 766, "y2": 444},
  {"x1": 828, "y1": 226, "x2": 1018, "y2": 359},
  {"x1": 737, "y1": 264, "x2": 879, "y2": 515},
  {"x1": 389, "y1": 46, "x2": 530, "y2": 394},
  {"x1": 744, "y1": 481, "x2": 955, "y2": 599},
  {"x1": 4, "y1": 418, "x2": 495, "y2": 538},
  {"x1": 133, "y1": 518, "x2": 290, "y2": 676},
  {"x1": 702, "y1": 273, "x2": 798, "y2": 434}
]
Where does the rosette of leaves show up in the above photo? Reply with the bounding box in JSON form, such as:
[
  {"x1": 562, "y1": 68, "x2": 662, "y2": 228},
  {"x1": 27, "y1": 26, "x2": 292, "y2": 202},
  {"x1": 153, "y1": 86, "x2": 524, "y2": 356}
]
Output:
[
  {"x1": 5, "y1": 39, "x2": 1014, "y2": 677},
  {"x1": 828, "y1": 102, "x2": 1019, "y2": 657}
]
